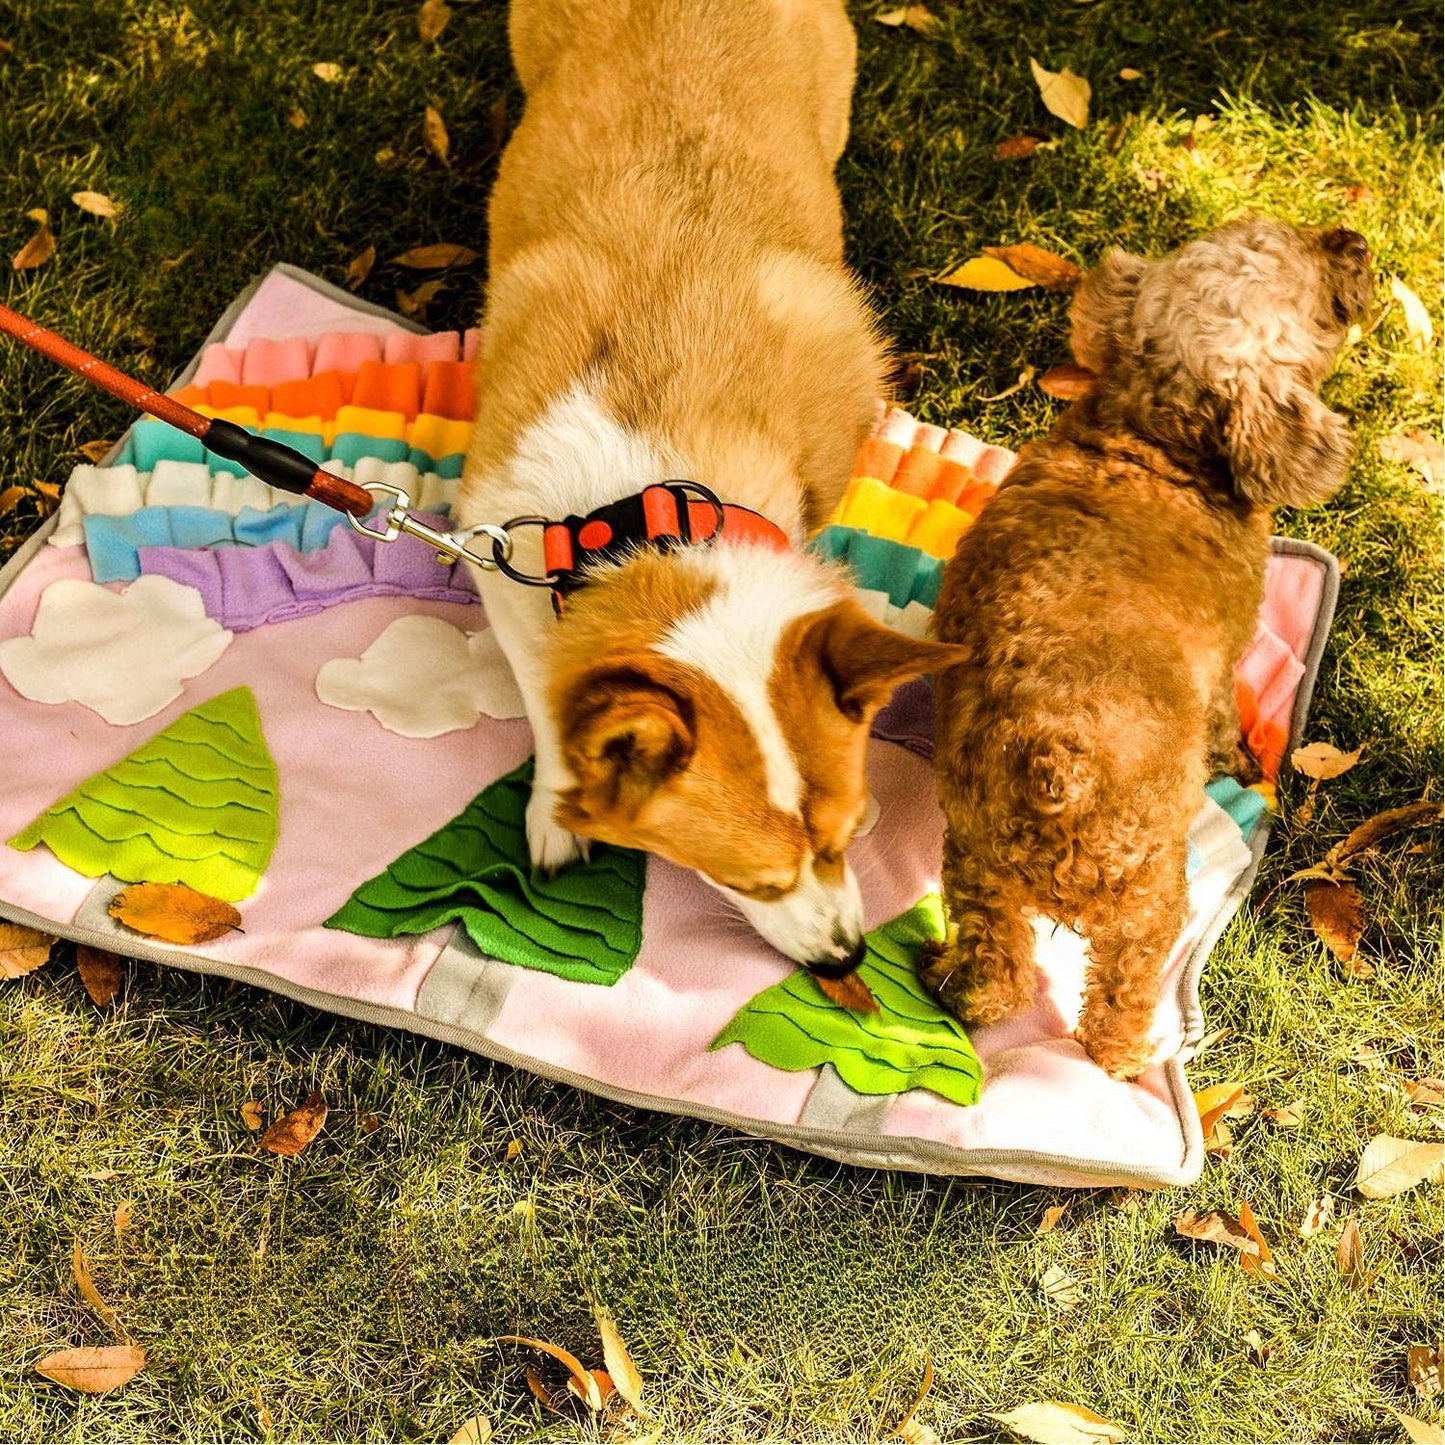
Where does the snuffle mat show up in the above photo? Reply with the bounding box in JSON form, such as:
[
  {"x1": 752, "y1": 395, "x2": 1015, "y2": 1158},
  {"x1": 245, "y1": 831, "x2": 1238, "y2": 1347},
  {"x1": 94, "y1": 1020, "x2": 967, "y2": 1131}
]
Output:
[{"x1": 0, "y1": 266, "x2": 1339, "y2": 1189}]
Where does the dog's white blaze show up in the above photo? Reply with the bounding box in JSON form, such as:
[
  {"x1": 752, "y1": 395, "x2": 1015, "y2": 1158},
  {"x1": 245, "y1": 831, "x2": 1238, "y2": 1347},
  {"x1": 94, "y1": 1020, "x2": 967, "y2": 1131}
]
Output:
[{"x1": 656, "y1": 547, "x2": 843, "y2": 813}]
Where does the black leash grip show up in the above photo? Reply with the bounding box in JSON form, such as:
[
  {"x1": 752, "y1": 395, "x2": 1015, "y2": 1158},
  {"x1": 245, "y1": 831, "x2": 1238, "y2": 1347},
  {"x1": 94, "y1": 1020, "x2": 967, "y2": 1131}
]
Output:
[{"x1": 202, "y1": 418, "x2": 326, "y2": 497}]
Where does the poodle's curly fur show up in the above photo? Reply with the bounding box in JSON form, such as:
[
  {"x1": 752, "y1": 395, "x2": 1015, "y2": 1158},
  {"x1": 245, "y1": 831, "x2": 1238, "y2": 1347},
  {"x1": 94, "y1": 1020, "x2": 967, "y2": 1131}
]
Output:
[{"x1": 924, "y1": 217, "x2": 1374, "y2": 1079}]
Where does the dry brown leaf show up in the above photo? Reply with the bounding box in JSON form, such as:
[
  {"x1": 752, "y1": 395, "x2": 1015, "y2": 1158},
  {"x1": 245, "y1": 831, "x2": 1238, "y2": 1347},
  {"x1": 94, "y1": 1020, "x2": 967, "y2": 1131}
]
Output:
[
  {"x1": 1355, "y1": 1134, "x2": 1445, "y2": 1199},
  {"x1": 344, "y1": 244, "x2": 375, "y2": 291},
  {"x1": 240, "y1": 1100, "x2": 265, "y2": 1131},
  {"x1": 1037, "y1": 364, "x2": 1096, "y2": 400},
  {"x1": 418, "y1": 0, "x2": 453, "y2": 43},
  {"x1": 1405, "y1": 1079, "x2": 1445, "y2": 1111},
  {"x1": 505, "y1": 1138, "x2": 523, "y2": 1161},
  {"x1": 0, "y1": 920, "x2": 55, "y2": 977},
  {"x1": 815, "y1": 970, "x2": 880, "y2": 1013},
  {"x1": 1334, "y1": 802, "x2": 1443, "y2": 868},
  {"x1": 1029, "y1": 59, "x2": 1091, "y2": 129},
  {"x1": 1393, "y1": 1410, "x2": 1445, "y2": 1445},
  {"x1": 1204, "y1": 1118, "x2": 1233, "y2": 1159},
  {"x1": 423, "y1": 104, "x2": 450, "y2": 164},
  {"x1": 312, "y1": 61, "x2": 342, "y2": 82},
  {"x1": 1391, "y1": 277, "x2": 1434, "y2": 350},
  {"x1": 13, "y1": 210, "x2": 55, "y2": 271},
  {"x1": 32, "y1": 478, "x2": 60, "y2": 513},
  {"x1": 113, "y1": 1201, "x2": 133, "y2": 1237},
  {"x1": 489, "y1": 95, "x2": 508, "y2": 153},
  {"x1": 979, "y1": 366, "x2": 1038, "y2": 402},
  {"x1": 1379, "y1": 430, "x2": 1445, "y2": 491},
  {"x1": 360, "y1": 1112, "x2": 381, "y2": 1135},
  {"x1": 76, "y1": 945, "x2": 122, "y2": 1007},
  {"x1": 259, "y1": 1090, "x2": 327, "y2": 1157},
  {"x1": 1237, "y1": 1198, "x2": 1277, "y2": 1277},
  {"x1": 0, "y1": 484, "x2": 26, "y2": 515},
  {"x1": 936, "y1": 255, "x2": 1036, "y2": 292},
  {"x1": 1336, "y1": 1218, "x2": 1373, "y2": 1291},
  {"x1": 287, "y1": 107, "x2": 308, "y2": 129},
  {"x1": 892, "y1": 1356, "x2": 934, "y2": 1442},
  {"x1": 1040, "y1": 1263, "x2": 1083, "y2": 1310},
  {"x1": 396, "y1": 279, "x2": 446, "y2": 320},
  {"x1": 71, "y1": 191, "x2": 121, "y2": 219},
  {"x1": 108, "y1": 882, "x2": 242, "y2": 945},
  {"x1": 497, "y1": 1336, "x2": 603, "y2": 1411},
  {"x1": 1409, "y1": 1346, "x2": 1443, "y2": 1399},
  {"x1": 993, "y1": 1401, "x2": 1126, "y2": 1444},
  {"x1": 566, "y1": 1370, "x2": 615, "y2": 1407},
  {"x1": 35, "y1": 1344, "x2": 144, "y2": 1394},
  {"x1": 983, "y1": 243, "x2": 1082, "y2": 291},
  {"x1": 1305, "y1": 879, "x2": 1365, "y2": 963},
  {"x1": 1118, "y1": 67, "x2": 1142, "y2": 81},
  {"x1": 594, "y1": 1303, "x2": 646, "y2": 1415},
  {"x1": 996, "y1": 131, "x2": 1048, "y2": 160},
  {"x1": 78, "y1": 440, "x2": 113, "y2": 463},
  {"x1": 874, "y1": 6, "x2": 939, "y2": 34},
  {"x1": 1037, "y1": 1203, "x2": 1068, "y2": 1234},
  {"x1": 524, "y1": 1364, "x2": 558, "y2": 1411},
  {"x1": 1291, "y1": 741, "x2": 1363, "y2": 780},
  {"x1": 391, "y1": 242, "x2": 479, "y2": 270},
  {"x1": 72, "y1": 1242, "x2": 126, "y2": 1340},
  {"x1": 1174, "y1": 1208, "x2": 1261, "y2": 1257},
  {"x1": 1263, "y1": 1100, "x2": 1304, "y2": 1128},
  {"x1": 450, "y1": 1416, "x2": 493, "y2": 1444},
  {"x1": 1300, "y1": 1195, "x2": 1334, "y2": 1237}
]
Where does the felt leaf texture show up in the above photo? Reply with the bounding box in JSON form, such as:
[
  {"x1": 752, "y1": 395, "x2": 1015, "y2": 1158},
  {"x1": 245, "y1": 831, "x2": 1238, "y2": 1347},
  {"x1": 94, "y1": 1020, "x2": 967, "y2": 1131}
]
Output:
[
  {"x1": 497, "y1": 1336, "x2": 603, "y2": 1411},
  {"x1": 1174, "y1": 1208, "x2": 1261, "y2": 1257},
  {"x1": 1305, "y1": 880, "x2": 1365, "y2": 963},
  {"x1": 108, "y1": 882, "x2": 243, "y2": 945},
  {"x1": 12, "y1": 209, "x2": 54, "y2": 270},
  {"x1": 0, "y1": 921, "x2": 54, "y2": 977},
  {"x1": 993, "y1": 1401, "x2": 1126, "y2": 1444},
  {"x1": 983, "y1": 243, "x2": 1082, "y2": 291},
  {"x1": 71, "y1": 191, "x2": 121, "y2": 218},
  {"x1": 1291, "y1": 741, "x2": 1363, "y2": 779},
  {"x1": 392, "y1": 243, "x2": 479, "y2": 269},
  {"x1": 1354, "y1": 1135, "x2": 1445, "y2": 1199},
  {"x1": 1394, "y1": 1412, "x2": 1445, "y2": 1445},
  {"x1": 594, "y1": 1303, "x2": 646, "y2": 1415},
  {"x1": 259, "y1": 1090, "x2": 327, "y2": 1156},
  {"x1": 327, "y1": 759, "x2": 647, "y2": 986},
  {"x1": 34, "y1": 1344, "x2": 145, "y2": 1393},
  {"x1": 711, "y1": 896, "x2": 983, "y2": 1107},
  {"x1": 936, "y1": 255, "x2": 1036, "y2": 291},
  {"x1": 1029, "y1": 59, "x2": 1091, "y2": 129},
  {"x1": 816, "y1": 970, "x2": 880, "y2": 1012},
  {"x1": 1038, "y1": 365, "x2": 1096, "y2": 399},
  {"x1": 1391, "y1": 277, "x2": 1434, "y2": 349},
  {"x1": 423, "y1": 104, "x2": 450, "y2": 163},
  {"x1": 1379, "y1": 430, "x2": 1445, "y2": 490},
  {"x1": 76, "y1": 946, "x2": 122, "y2": 1006},
  {"x1": 11, "y1": 687, "x2": 279, "y2": 902}
]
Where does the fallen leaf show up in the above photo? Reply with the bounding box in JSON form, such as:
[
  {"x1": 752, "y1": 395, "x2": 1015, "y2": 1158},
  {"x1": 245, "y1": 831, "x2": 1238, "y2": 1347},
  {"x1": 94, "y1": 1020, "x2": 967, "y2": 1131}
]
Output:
[
  {"x1": 1336, "y1": 1218, "x2": 1372, "y2": 1291},
  {"x1": 1237, "y1": 1198, "x2": 1277, "y2": 1277},
  {"x1": 1343, "y1": 183, "x2": 1375, "y2": 204},
  {"x1": 1174, "y1": 1208, "x2": 1261, "y2": 1257},
  {"x1": 345, "y1": 244, "x2": 376, "y2": 290},
  {"x1": 1263, "y1": 1100, "x2": 1304, "y2": 1128},
  {"x1": 1291, "y1": 741, "x2": 1363, "y2": 780},
  {"x1": 1393, "y1": 1411, "x2": 1445, "y2": 1445},
  {"x1": 1118, "y1": 67, "x2": 1142, "y2": 81},
  {"x1": 1037, "y1": 364, "x2": 1096, "y2": 400},
  {"x1": 259, "y1": 1090, "x2": 327, "y2": 1157},
  {"x1": 524, "y1": 1364, "x2": 557, "y2": 1410},
  {"x1": 594, "y1": 1303, "x2": 646, "y2": 1414},
  {"x1": 995, "y1": 131, "x2": 1048, "y2": 160},
  {"x1": 1300, "y1": 1195, "x2": 1334, "y2": 1237},
  {"x1": 423, "y1": 104, "x2": 450, "y2": 164},
  {"x1": 874, "y1": 6, "x2": 939, "y2": 34},
  {"x1": 1410, "y1": 1346, "x2": 1443, "y2": 1399},
  {"x1": 34, "y1": 1344, "x2": 144, "y2": 1394},
  {"x1": 32, "y1": 478, "x2": 60, "y2": 512},
  {"x1": 1305, "y1": 879, "x2": 1365, "y2": 963},
  {"x1": 13, "y1": 209, "x2": 55, "y2": 271},
  {"x1": 113, "y1": 1201, "x2": 132, "y2": 1237},
  {"x1": 1204, "y1": 1118, "x2": 1233, "y2": 1159},
  {"x1": 1379, "y1": 430, "x2": 1444, "y2": 491},
  {"x1": 396, "y1": 279, "x2": 446, "y2": 320},
  {"x1": 892, "y1": 1356, "x2": 934, "y2": 1443},
  {"x1": 983, "y1": 243, "x2": 1082, "y2": 291},
  {"x1": 287, "y1": 107, "x2": 308, "y2": 129},
  {"x1": 108, "y1": 882, "x2": 242, "y2": 945},
  {"x1": 815, "y1": 970, "x2": 880, "y2": 1012},
  {"x1": 72, "y1": 1242, "x2": 125, "y2": 1340},
  {"x1": 240, "y1": 1100, "x2": 265, "y2": 1131},
  {"x1": 1355, "y1": 1134, "x2": 1445, "y2": 1199},
  {"x1": 1029, "y1": 59, "x2": 1091, "y2": 129},
  {"x1": 936, "y1": 255, "x2": 1036, "y2": 292},
  {"x1": 418, "y1": 0, "x2": 453, "y2": 43},
  {"x1": 567, "y1": 1370, "x2": 615, "y2": 1406},
  {"x1": 255, "y1": 1389, "x2": 273, "y2": 1434},
  {"x1": 993, "y1": 1401, "x2": 1126, "y2": 1444},
  {"x1": 312, "y1": 61, "x2": 342, "y2": 82},
  {"x1": 78, "y1": 440, "x2": 113, "y2": 463},
  {"x1": 1405, "y1": 1079, "x2": 1445, "y2": 1111},
  {"x1": 1038, "y1": 1204, "x2": 1068, "y2": 1234},
  {"x1": 1334, "y1": 802, "x2": 1443, "y2": 867},
  {"x1": 1391, "y1": 277, "x2": 1434, "y2": 350},
  {"x1": 1192, "y1": 1026, "x2": 1231, "y2": 1060},
  {"x1": 360, "y1": 1112, "x2": 381, "y2": 1135},
  {"x1": 1040, "y1": 1263, "x2": 1083, "y2": 1309},
  {"x1": 70, "y1": 191, "x2": 121, "y2": 219},
  {"x1": 980, "y1": 365, "x2": 1038, "y2": 402},
  {"x1": 497, "y1": 1336, "x2": 603, "y2": 1411},
  {"x1": 505, "y1": 1138, "x2": 523, "y2": 1161},
  {"x1": 1194, "y1": 1081, "x2": 1248, "y2": 1137},
  {"x1": 0, "y1": 484, "x2": 26, "y2": 515},
  {"x1": 1244, "y1": 1328, "x2": 1272, "y2": 1366},
  {"x1": 489, "y1": 95, "x2": 508, "y2": 153},
  {"x1": 391, "y1": 242, "x2": 479, "y2": 270},
  {"x1": 450, "y1": 1416, "x2": 492, "y2": 1444},
  {"x1": 0, "y1": 920, "x2": 55, "y2": 977},
  {"x1": 76, "y1": 945, "x2": 121, "y2": 1007}
]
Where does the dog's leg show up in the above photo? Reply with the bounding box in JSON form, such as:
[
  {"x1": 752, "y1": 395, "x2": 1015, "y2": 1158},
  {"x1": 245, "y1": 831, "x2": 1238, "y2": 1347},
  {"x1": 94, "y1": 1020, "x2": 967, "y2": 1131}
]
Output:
[
  {"x1": 1074, "y1": 854, "x2": 1189, "y2": 1080},
  {"x1": 919, "y1": 833, "x2": 1039, "y2": 1026},
  {"x1": 1204, "y1": 677, "x2": 1261, "y2": 783}
]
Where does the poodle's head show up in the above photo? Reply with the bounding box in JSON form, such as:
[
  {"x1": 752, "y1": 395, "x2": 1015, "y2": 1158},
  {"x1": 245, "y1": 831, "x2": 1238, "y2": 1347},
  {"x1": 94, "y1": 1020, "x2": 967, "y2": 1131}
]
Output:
[{"x1": 1070, "y1": 216, "x2": 1373, "y2": 509}]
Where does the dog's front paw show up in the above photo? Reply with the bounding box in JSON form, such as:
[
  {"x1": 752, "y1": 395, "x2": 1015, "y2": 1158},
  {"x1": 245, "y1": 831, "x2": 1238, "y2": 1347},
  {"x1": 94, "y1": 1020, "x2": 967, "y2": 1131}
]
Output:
[
  {"x1": 1074, "y1": 1021, "x2": 1155, "y2": 1081},
  {"x1": 918, "y1": 941, "x2": 1030, "y2": 1027},
  {"x1": 526, "y1": 784, "x2": 590, "y2": 873}
]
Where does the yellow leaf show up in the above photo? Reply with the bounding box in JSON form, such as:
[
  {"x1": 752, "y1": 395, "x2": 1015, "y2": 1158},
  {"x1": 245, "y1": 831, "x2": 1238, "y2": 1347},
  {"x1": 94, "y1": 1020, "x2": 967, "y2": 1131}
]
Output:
[
  {"x1": 1391, "y1": 277, "x2": 1434, "y2": 350},
  {"x1": 76, "y1": 945, "x2": 122, "y2": 1006},
  {"x1": 449, "y1": 1416, "x2": 492, "y2": 1444},
  {"x1": 423, "y1": 104, "x2": 450, "y2": 164},
  {"x1": 72, "y1": 1242, "x2": 126, "y2": 1340},
  {"x1": 1119, "y1": 67, "x2": 1142, "y2": 80},
  {"x1": 419, "y1": 0, "x2": 453, "y2": 43},
  {"x1": 70, "y1": 191, "x2": 121, "y2": 218},
  {"x1": 892, "y1": 1356, "x2": 934, "y2": 1441},
  {"x1": 1029, "y1": 58, "x2": 1091, "y2": 129},
  {"x1": 0, "y1": 484, "x2": 26, "y2": 516},
  {"x1": 496, "y1": 1335, "x2": 603, "y2": 1411},
  {"x1": 1394, "y1": 1411, "x2": 1445, "y2": 1445},
  {"x1": 1379, "y1": 430, "x2": 1445, "y2": 491},
  {"x1": 345, "y1": 244, "x2": 376, "y2": 290},
  {"x1": 1174, "y1": 1208, "x2": 1261, "y2": 1257},
  {"x1": 1290, "y1": 741, "x2": 1363, "y2": 779},
  {"x1": 78, "y1": 439, "x2": 113, "y2": 463},
  {"x1": 312, "y1": 61, "x2": 342, "y2": 82},
  {"x1": 1408, "y1": 1345, "x2": 1442, "y2": 1399},
  {"x1": 594, "y1": 1303, "x2": 647, "y2": 1415},
  {"x1": 1037, "y1": 1203, "x2": 1068, "y2": 1234},
  {"x1": 1193, "y1": 1081, "x2": 1247, "y2": 1137},
  {"x1": 1354, "y1": 1134, "x2": 1445, "y2": 1199},
  {"x1": 0, "y1": 920, "x2": 55, "y2": 977},
  {"x1": 936, "y1": 255, "x2": 1036, "y2": 292},
  {"x1": 1237, "y1": 1198, "x2": 1277, "y2": 1277},
  {"x1": 108, "y1": 882, "x2": 241, "y2": 945},
  {"x1": 12, "y1": 211, "x2": 55, "y2": 271},
  {"x1": 983, "y1": 242, "x2": 1082, "y2": 291},
  {"x1": 1040, "y1": 1263, "x2": 1083, "y2": 1309},
  {"x1": 396, "y1": 278, "x2": 446, "y2": 320},
  {"x1": 34, "y1": 1344, "x2": 145, "y2": 1394},
  {"x1": 993, "y1": 1401, "x2": 1126, "y2": 1444},
  {"x1": 240, "y1": 1100, "x2": 266, "y2": 1131},
  {"x1": 287, "y1": 107, "x2": 308, "y2": 129},
  {"x1": 259, "y1": 1090, "x2": 328, "y2": 1157},
  {"x1": 875, "y1": 7, "x2": 939, "y2": 33}
]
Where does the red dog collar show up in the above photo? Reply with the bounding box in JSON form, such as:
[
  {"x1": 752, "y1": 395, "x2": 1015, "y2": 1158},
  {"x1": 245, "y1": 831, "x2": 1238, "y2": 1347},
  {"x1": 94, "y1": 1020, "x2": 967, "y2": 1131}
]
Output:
[{"x1": 492, "y1": 481, "x2": 791, "y2": 616}]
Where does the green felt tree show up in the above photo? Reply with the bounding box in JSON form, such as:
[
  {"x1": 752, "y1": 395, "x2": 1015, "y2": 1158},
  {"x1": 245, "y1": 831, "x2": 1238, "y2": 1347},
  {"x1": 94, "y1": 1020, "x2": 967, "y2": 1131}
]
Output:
[
  {"x1": 9, "y1": 686, "x2": 279, "y2": 902},
  {"x1": 325, "y1": 759, "x2": 647, "y2": 986},
  {"x1": 710, "y1": 895, "x2": 983, "y2": 1106}
]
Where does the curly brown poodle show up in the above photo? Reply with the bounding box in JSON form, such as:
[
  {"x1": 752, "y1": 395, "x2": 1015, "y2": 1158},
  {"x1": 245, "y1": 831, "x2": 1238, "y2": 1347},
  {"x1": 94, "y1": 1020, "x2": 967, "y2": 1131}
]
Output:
[{"x1": 923, "y1": 216, "x2": 1374, "y2": 1079}]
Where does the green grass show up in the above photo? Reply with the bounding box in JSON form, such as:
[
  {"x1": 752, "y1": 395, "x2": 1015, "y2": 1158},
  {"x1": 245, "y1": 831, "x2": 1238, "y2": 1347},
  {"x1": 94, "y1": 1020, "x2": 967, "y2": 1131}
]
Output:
[{"x1": 0, "y1": 1, "x2": 1440, "y2": 1440}]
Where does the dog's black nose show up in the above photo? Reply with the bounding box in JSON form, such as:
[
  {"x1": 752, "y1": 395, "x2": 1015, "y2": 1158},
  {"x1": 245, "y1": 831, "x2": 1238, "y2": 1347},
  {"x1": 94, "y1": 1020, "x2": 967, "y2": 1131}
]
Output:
[
  {"x1": 1321, "y1": 227, "x2": 1370, "y2": 261},
  {"x1": 805, "y1": 937, "x2": 867, "y2": 979}
]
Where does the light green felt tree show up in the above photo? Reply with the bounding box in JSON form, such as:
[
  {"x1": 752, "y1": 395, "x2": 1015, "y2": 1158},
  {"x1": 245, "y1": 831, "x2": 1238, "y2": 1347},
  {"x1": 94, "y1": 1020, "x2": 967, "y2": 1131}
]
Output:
[
  {"x1": 9, "y1": 686, "x2": 279, "y2": 902},
  {"x1": 710, "y1": 895, "x2": 983, "y2": 1106},
  {"x1": 324, "y1": 759, "x2": 646, "y2": 986}
]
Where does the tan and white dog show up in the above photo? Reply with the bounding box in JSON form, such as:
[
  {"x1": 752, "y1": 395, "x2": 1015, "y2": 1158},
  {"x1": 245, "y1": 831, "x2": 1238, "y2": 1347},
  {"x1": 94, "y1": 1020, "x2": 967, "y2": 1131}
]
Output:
[{"x1": 459, "y1": 0, "x2": 962, "y2": 977}]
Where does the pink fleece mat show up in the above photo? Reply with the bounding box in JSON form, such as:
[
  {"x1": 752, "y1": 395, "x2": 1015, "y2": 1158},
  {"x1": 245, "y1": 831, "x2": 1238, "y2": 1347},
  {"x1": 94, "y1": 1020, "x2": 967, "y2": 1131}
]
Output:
[{"x1": 0, "y1": 267, "x2": 1339, "y2": 1189}]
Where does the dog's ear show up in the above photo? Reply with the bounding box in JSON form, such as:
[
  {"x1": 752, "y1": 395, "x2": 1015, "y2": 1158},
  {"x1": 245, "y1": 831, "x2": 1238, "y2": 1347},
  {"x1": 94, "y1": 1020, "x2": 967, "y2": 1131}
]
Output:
[
  {"x1": 803, "y1": 600, "x2": 967, "y2": 722},
  {"x1": 1224, "y1": 376, "x2": 1354, "y2": 509},
  {"x1": 557, "y1": 664, "x2": 695, "y2": 821},
  {"x1": 1070, "y1": 248, "x2": 1148, "y2": 374}
]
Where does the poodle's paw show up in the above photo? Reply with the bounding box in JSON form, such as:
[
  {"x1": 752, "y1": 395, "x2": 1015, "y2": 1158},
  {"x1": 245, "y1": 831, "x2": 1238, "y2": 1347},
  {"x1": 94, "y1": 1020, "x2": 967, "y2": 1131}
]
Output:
[
  {"x1": 918, "y1": 941, "x2": 1031, "y2": 1027},
  {"x1": 526, "y1": 784, "x2": 590, "y2": 873},
  {"x1": 1075, "y1": 1019, "x2": 1155, "y2": 1080}
]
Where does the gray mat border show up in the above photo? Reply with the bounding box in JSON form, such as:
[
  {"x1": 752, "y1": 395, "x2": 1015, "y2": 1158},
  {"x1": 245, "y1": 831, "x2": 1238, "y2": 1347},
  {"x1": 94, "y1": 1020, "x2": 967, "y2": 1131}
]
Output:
[{"x1": 0, "y1": 266, "x2": 1341, "y2": 1189}]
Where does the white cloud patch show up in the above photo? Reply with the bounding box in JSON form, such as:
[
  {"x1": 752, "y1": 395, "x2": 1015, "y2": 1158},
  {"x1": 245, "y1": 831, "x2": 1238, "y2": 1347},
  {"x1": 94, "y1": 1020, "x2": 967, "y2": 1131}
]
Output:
[
  {"x1": 315, "y1": 614, "x2": 525, "y2": 738},
  {"x1": 0, "y1": 575, "x2": 233, "y2": 725}
]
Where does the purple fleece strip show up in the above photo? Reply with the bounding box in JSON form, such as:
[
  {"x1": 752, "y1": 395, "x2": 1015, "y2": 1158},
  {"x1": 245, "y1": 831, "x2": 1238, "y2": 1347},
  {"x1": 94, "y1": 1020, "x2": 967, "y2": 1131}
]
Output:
[
  {"x1": 871, "y1": 676, "x2": 936, "y2": 759},
  {"x1": 135, "y1": 512, "x2": 477, "y2": 631}
]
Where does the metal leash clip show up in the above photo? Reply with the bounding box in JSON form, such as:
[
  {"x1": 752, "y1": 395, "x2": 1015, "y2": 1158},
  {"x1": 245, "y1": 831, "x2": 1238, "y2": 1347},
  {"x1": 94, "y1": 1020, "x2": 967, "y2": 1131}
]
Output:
[{"x1": 346, "y1": 481, "x2": 515, "y2": 570}]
